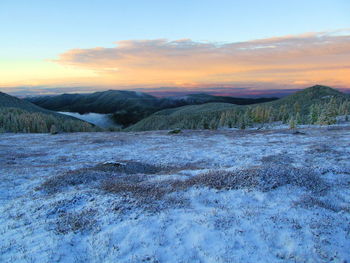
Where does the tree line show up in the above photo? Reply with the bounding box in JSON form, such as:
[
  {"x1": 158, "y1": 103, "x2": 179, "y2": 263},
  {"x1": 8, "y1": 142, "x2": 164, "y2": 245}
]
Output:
[
  {"x1": 130, "y1": 97, "x2": 350, "y2": 131},
  {"x1": 0, "y1": 108, "x2": 99, "y2": 133},
  {"x1": 214, "y1": 97, "x2": 349, "y2": 129}
]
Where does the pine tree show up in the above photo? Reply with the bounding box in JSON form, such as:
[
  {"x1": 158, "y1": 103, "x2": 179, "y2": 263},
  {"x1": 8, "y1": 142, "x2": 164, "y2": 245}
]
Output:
[
  {"x1": 289, "y1": 117, "x2": 296, "y2": 129},
  {"x1": 239, "y1": 115, "x2": 246, "y2": 130},
  {"x1": 308, "y1": 104, "x2": 319, "y2": 124},
  {"x1": 294, "y1": 102, "x2": 301, "y2": 114},
  {"x1": 295, "y1": 112, "x2": 302, "y2": 124},
  {"x1": 244, "y1": 111, "x2": 251, "y2": 127},
  {"x1": 219, "y1": 112, "x2": 226, "y2": 128},
  {"x1": 317, "y1": 109, "x2": 336, "y2": 125}
]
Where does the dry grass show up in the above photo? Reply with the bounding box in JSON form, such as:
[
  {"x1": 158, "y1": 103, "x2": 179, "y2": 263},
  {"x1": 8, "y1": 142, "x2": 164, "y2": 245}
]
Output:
[
  {"x1": 176, "y1": 165, "x2": 327, "y2": 193},
  {"x1": 102, "y1": 164, "x2": 328, "y2": 206},
  {"x1": 55, "y1": 209, "x2": 97, "y2": 234},
  {"x1": 101, "y1": 179, "x2": 171, "y2": 200},
  {"x1": 36, "y1": 161, "x2": 170, "y2": 194},
  {"x1": 38, "y1": 159, "x2": 328, "y2": 212}
]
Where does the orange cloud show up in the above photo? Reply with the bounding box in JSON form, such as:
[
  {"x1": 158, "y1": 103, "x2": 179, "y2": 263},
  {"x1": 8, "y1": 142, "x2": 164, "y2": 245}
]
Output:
[{"x1": 51, "y1": 30, "x2": 350, "y2": 89}]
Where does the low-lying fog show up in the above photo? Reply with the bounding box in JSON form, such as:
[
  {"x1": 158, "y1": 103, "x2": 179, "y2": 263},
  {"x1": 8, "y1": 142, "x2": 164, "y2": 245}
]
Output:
[{"x1": 59, "y1": 112, "x2": 119, "y2": 128}]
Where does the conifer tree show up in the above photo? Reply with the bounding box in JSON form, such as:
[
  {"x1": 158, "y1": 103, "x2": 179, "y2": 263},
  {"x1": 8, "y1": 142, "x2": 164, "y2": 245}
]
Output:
[
  {"x1": 289, "y1": 117, "x2": 296, "y2": 129},
  {"x1": 308, "y1": 104, "x2": 319, "y2": 124}
]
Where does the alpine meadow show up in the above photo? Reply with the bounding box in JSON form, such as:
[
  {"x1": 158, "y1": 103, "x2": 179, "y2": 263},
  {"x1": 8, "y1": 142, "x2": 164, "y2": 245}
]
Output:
[{"x1": 1, "y1": 1, "x2": 350, "y2": 262}]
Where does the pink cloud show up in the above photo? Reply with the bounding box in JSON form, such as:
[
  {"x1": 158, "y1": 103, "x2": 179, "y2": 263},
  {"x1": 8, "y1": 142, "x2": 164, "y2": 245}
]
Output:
[{"x1": 53, "y1": 30, "x2": 350, "y2": 89}]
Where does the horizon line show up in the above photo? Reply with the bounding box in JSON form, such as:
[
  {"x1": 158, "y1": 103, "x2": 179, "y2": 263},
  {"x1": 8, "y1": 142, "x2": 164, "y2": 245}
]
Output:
[{"x1": 2, "y1": 84, "x2": 350, "y2": 99}]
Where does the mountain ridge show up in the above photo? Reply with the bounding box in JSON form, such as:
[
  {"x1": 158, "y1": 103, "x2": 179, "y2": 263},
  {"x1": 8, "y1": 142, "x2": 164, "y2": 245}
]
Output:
[
  {"x1": 26, "y1": 90, "x2": 277, "y2": 126},
  {"x1": 126, "y1": 85, "x2": 350, "y2": 131}
]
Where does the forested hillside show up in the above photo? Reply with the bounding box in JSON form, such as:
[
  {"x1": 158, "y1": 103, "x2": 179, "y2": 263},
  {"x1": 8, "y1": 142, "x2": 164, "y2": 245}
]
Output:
[
  {"x1": 0, "y1": 92, "x2": 98, "y2": 133},
  {"x1": 3, "y1": 86, "x2": 349, "y2": 133},
  {"x1": 127, "y1": 86, "x2": 350, "y2": 131},
  {"x1": 27, "y1": 90, "x2": 276, "y2": 127}
]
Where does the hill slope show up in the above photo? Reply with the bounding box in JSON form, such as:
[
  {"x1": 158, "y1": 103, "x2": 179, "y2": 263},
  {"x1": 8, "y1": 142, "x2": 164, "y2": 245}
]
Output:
[
  {"x1": 127, "y1": 103, "x2": 237, "y2": 131},
  {"x1": 27, "y1": 90, "x2": 276, "y2": 127},
  {"x1": 127, "y1": 85, "x2": 350, "y2": 131},
  {"x1": 0, "y1": 91, "x2": 58, "y2": 114},
  {"x1": 0, "y1": 92, "x2": 97, "y2": 133}
]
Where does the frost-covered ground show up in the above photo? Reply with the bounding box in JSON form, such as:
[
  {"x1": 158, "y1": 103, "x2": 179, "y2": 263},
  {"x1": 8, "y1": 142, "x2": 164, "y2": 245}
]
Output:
[{"x1": 0, "y1": 126, "x2": 349, "y2": 263}]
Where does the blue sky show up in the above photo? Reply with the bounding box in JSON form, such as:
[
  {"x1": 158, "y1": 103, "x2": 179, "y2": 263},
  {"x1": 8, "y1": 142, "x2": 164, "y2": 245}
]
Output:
[
  {"x1": 1, "y1": 0, "x2": 349, "y2": 59},
  {"x1": 0, "y1": 0, "x2": 349, "y2": 95}
]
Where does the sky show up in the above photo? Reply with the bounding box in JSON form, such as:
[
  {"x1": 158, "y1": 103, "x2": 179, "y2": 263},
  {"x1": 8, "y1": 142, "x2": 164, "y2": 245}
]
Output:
[{"x1": 0, "y1": 0, "x2": 350, "y2": 96}]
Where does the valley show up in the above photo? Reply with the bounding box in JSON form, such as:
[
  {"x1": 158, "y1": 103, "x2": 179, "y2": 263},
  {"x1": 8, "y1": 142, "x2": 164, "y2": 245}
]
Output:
[
  {"x1": 58, "y1": 112, "x2": 120, "y2": 129},
  {"x1": 2, "y1": 85, "x2": 349, "y2": 132}
]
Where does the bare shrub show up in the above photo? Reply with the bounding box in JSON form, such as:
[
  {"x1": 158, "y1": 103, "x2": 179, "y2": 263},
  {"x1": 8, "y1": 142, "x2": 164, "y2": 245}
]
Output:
[
  {"x1": 176, "y1": 165, "x2": 328, "y2": 193},
  {"x1": 102, "y1": 165, "x2": 328, "y2": 211},
  {"x1": 101, "y1": 177, "x2": 190, "y2": 213},
  {"x1": 37, "y1": 161, "x2": 169, "y2": 194},
  {"x1": 55, "y1": 209, "x2": 97, "y2": 234},
  {"x1": 37, "y1": 168, "x2": 114, "y2": 194},
  {"x1": 101, "y1": 179, "x2": 170, "y2": 200}
]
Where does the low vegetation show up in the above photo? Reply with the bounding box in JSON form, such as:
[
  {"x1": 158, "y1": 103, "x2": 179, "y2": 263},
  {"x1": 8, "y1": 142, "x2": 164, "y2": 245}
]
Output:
[
  {"x1": 36, "y1": 161, "x2": 170, "y2": 194},
  {"x1": 38, "y1": 160, "x2": 328, "y2": 207},
  {"x1": 181, "y1": 165, "x2": 328, "y2": 193},
  {"x1": 55, "y1": 209, "x2": 97, "y2": 234}
]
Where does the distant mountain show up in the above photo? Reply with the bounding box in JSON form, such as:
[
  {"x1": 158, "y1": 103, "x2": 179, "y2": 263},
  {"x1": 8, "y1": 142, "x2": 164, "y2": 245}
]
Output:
[
  {"x1": 27, "y1": 90, "x2": 156, "y2": 113},
  {"x1": 27, "y1": 90, "x2": 277, "y2": 127},
  {"x1": 0, "y1": 91, "x2": 97, "y2": 133},
  {"x1": 126, "y1": 85, "x2": 350, "y2": 131},
  {"x1": 0, "y1": 91, "x2": 56, "y2": 114},
  {"x1": 267, "y1": 85, "x2": 346, "y2": 113},
  {"x1": 164, "y1": 93, "x2": 276, "y2": 104}
]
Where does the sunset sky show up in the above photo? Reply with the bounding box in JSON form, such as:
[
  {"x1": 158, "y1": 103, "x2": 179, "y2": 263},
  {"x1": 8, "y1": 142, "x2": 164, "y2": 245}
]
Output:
[{"x1": 1, "y1": 0, "x2": 350, "y2": 96}]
